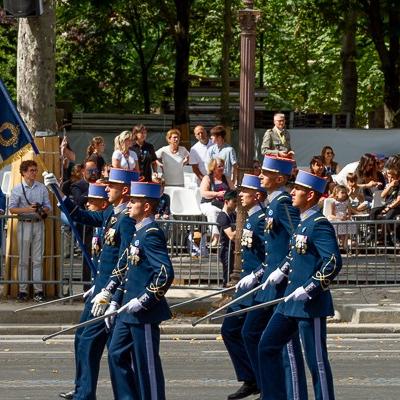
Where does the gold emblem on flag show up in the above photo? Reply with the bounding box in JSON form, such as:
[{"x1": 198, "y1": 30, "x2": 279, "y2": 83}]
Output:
[{"x1": 0, "y1": 122, "x2": 19, "y2": 147}]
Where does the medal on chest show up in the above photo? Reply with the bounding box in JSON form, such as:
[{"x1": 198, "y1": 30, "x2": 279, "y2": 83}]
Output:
[
  {"x1": 104, "y1": 228, "x2": 116, "y2": 246},
  {"x1": 241, "y1": 227, "x2": 253, "y2": 248},
  {"x1": 295, "y1": 234, "x2": 308, "y2": 254},
  {"x1": 129, "y1": 241, "x2": 140, "y2": 265},
  {"x1": 91, "y1": 236, "x2": 101, "y2": 256}
]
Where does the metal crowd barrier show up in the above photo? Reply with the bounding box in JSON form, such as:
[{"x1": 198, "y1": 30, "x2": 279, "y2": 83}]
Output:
[{"x1": 1, "y1": 214, "x2": 400, "y2": 299}]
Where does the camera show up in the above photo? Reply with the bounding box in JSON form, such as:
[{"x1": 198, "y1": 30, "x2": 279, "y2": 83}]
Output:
[{"x1": 33, "y1": 203, "x2": 48, "y2": 220}]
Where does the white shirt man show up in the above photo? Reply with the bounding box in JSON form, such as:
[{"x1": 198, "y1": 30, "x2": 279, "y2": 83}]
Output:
[{"x1": 189, "y1": 125, "x2": 212, "y2": 184}]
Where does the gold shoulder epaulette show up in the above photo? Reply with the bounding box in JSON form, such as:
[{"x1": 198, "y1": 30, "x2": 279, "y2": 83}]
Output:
[
  {"x1": 146, "y1": 227, "x2": 159, "y2": 233},
  {"x1": 314, "y1": 216, "x2": 326, "y2": 222}
]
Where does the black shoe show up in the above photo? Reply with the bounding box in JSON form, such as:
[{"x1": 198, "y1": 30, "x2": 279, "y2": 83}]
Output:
[
  {"x1": 59, "y1": 390, "x2": 75, "y2": 399},
  {"x1": 33, "y1": 292, "x2": 45, "y2": 302},
  {"x1": 227, "y1": 382, "x2": 259, "y2": 400},
  {"x1": 16, "y1": 292, "x2": 28, "y2": 302}
]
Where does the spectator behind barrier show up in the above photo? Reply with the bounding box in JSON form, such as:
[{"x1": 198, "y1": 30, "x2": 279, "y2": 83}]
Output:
[
  {"x1": 155, "y1": 128, "x2": 189, "y2": 187},
  {"x1": 189, "y1": 125, "x2": 212, "y2": 184},
  {"x1": 321, "y1": 146, "x2": 341, "y2": 177},
  {"x1": 112, "y1": 131, "x2": 140, "y2": 172},
  {"x1": 152, "y1": 173, "x2": 170, "y2": 219},
  {"x1": 86, "y1": 136, "x2": 106, "y2": 176},
  {"x1": 9, "y1": 160, "x2": 52, "y2": 303},
  {"x1": 200, "y1": 158, "x2": 234, "y2": 247},
  {"x1": 346, "y1": 173, "x2": 368, "y2": 214}
]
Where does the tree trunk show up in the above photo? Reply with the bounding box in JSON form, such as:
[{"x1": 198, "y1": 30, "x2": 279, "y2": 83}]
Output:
[
  {"x1": 220, "y1": 0, "x2": 233, "y2": 141},
  {"x1": 340, "y1": 8, "x2": 357, "y2": 127},
  {"x1": 4, "y1": 0, "x2": 59, "y2": 299},
  {"x1": 173, "y1": 0, "x2": 190, "y2": 147}
]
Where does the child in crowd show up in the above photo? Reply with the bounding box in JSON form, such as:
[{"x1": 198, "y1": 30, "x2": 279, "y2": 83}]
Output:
[
  {"x1": 152, "y1": 173, "x2": 170, "y2": 219},
  {"x1": 346, "y1": 173, "x2": 368, "y2": 214},
  {"x1": 330, "y1": 185, "x2": 355, "y2": 250}
]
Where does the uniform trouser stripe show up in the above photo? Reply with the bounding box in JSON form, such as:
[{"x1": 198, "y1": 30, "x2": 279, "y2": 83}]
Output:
[
  {"x1": 313, "y1": 317, "x2": 329, "y2": 400},
  {"x1": 145, "y1": 324, "x2": 158, "y2": 400},
  {"x1": 286, "y1": 340, "x2": 300, "y2": 400}
]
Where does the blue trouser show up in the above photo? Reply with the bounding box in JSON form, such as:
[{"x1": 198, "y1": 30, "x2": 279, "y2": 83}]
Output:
[
  {"x1": 259, "y1": 312, "x2": 335, "y2": 400},
  {"x1": 108, "y1": 318, "x2": 165, "y2": 400},
  {"x1": 74, "y1": 312, "x2": 110, "y2": 400},
  {"x1": 73, "y1": 300, "x2": 92, "y2": 388},
  {"x1": 242, "y1": 306, "x2": 307, "y2": 400},
  {"x1": 221, "y1": 305, "x2": 256, "y2": 384}
]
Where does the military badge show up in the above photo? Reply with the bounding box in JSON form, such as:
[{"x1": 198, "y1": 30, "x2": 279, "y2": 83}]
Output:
[
  {"x1": 129, "y1": 244, "x2": 140, "y2": 265},
  {"x1": 241, "y1": 228, "x2": 253, "y2": 248},
  {"x1": 295, "y1": 234, "x2": 308, "y2": 254},
  {"x1": 91, "y1": 236, "x2": 101, "y2": 256},
  {"x1": 266, "y1": 217, "x2": 274, "y2": 233},
  {"x1": 110, "y1": 216, "x2": 118, "y2": 226},
  {"x1": 104, "y1": 228, "x2": 116, "y2": 246}
]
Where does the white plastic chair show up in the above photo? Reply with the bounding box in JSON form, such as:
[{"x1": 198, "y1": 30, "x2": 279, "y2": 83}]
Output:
[
  {"x1": 322, "y1": 197, "x2": 335, "y2": 219},
  {"x1": 170, "y1": 188, "x2": 203, "y2": 216},
  {"x1": 184, "y1": 172, "x2": 198, "y2": 189}
]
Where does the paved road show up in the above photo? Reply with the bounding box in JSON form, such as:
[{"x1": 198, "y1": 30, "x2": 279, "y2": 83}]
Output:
[{"x1": 0, "y1": 333, "x2": 399, "y2": 399}]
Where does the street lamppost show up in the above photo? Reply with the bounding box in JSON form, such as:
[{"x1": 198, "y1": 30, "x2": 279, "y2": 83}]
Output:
[{"x1": 230, "y1": 0, "x2": 261, "y2": 284}]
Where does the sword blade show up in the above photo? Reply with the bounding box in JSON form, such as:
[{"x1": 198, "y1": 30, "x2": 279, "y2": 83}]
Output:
[
  {"x1": 191, "y1": 284, "x2": 263, "y2": 326},
  {"x1": 210, "y1": 297, "x2": 286, "y2": 322},
  {"x1": 42, "y1": 310, "x2": 117, "y2": 341},
  {"x1": 14, "y1": 292, "x2": 85, "y2": 313},
  {"x1": 170, "y1": 286, "x2": 235, "y2": 309}
]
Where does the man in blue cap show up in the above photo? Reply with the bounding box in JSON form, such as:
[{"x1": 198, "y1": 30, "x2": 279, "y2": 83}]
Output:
[
  {"x1": 237, "y1": 156, "x2": 307, "y2": 400},
  {"x1": 100, "y1": 181, "x2": 174, "y2": 400},
  {"x1": 221, "y1": 174, "x2": 266, "y2": 400},
  {"x1": 44, "y1": 168, "x2": 137, "y2": 400},
  {"x1": 258, "y1": 170, "x2": 342, "y2": 400}
]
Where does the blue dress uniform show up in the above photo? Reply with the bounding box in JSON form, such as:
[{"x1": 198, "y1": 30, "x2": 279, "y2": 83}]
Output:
[
  {"x1": 242, "y1": 156, "x2": 307, "y2": 400},
  {"x1": 259, "y1": 171, "x2": 342, "y2": 400},
  {"x1": 221, "y1": 174, "x2": 266, "y2": 394},
  {"x1": 72, "y1": 184, "x2": 108, "y2": 395},
  {"x1": 62, "y1": 169, "x2": 138, "y2": 400},
  {"x1": 106, "y1": 182, "x2": 174, "y2": 400}
]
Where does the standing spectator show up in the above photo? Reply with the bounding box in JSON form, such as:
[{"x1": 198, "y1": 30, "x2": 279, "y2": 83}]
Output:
[
  {"x1": 131, "y1": 124, "x2": 157, "y2": 182},
  {"x1": 261, "y1": 113, "x2": 294, "y2": 158},
  {"x1": 112, "y1": 131, "x2": 139, "y2": 172},
  {"x1": 156, "y1": 128, "x2": 189, "y2": 187},
  {"x1": 206, "y1": 125, "x2": 238, "y2": 183},
  {"x1": 60, "y1": 135, "x2": 76, "y2": 182},
  {"x1": 9, "y1": 160, "x2": 51, "y2": 302},
  {"x1": 61, "y1": 164, "x2": 83, "y2": 199},
  {"x1": 355, "y1": 153, "x2": 385, "y2": 206},
  {"x1": 70, "y1": 160, "x2": 100, "y2": 208},
  {"x1": 216, "y1": 190, "x2": 237, "y2": 287},
  {"x1": 189, "y1": 125, "x2": 212, "y2": 184},
  {"x1": 321, "y1": 146, "x2": 341, "y2": 177},
  {"x1": 200, "y1": 158, "x2": 234, "y2": 246},
  {"x1": 252, "y1": 159, "x2": 262, "y2": 176},
  {"x1": 86, "y1": 137, "x2": 106, "y2": 176}
]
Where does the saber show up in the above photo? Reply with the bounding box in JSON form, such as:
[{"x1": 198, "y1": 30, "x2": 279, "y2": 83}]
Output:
[
  {"x1": 191, "y1": 284, "x2": 263, "y2": 326},
  {"x1": 170, "y1": 286, "x2": 235, "y2": 310},
  {"x1": 209, "y1": 297, "x2": 286, "y2": 322},
  {"x1": 42, "y1": 303, "x2": 129, "y2": 341},
  {"x1": 14, "y1": 292, "x2": 85, "y2": 313}
]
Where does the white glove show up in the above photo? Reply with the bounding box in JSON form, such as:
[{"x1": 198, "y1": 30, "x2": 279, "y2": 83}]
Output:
[
  {"x1": 262, "y1": 268, "x2": 286, "y2": 289},
  {"x1": 43, "y1": 172, "x2": 59, "y2": 188},
  {"x1": 91, "y1": 289, "x2": 112, "y2": 317},
  {"x1": 104, "y1": 301, "x2": 119, "y2": 329},
  {"x1": 284, "y1": 286, "x2": 311, "y2": 302},
  {"x1": 121, "y1": 298, "x2": 143, "y2": 314},
  {"x1": 235, "y1": 272, "x2": 258, "y2": 291},
  {"x1": 82, "y1": 286, "x2": 94, "y2": 299}
]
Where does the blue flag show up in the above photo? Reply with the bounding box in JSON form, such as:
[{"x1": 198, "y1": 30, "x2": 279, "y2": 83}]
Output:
[{"x1": 0, "y1": 79, "x2": 39, "y2": 168}]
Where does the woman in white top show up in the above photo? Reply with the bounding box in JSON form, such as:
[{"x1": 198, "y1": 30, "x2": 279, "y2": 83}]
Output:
[
  {"x1": 155, "y1": 129, "x2": 189, "y2": 186},
  {"x1": 112, "y1": 130, "x2": 140, "y2": 172}
]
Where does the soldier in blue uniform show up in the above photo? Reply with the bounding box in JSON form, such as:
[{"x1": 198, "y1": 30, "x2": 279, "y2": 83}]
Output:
[
  {"x1": 44, "y1": 168, "x2": 137, "y2": 400},
  {"x1": 258, "y1": 170, "x2": 342, "y2": 400},
  {"x1": 221, "y1": 174, "x2": 266, "y2": 400},
  {"x1": 100, "y1": 181, "x2": 174, "y2": 400},
  {"x1": 236, "y1": 156, "x2": 307, "y2": 400}
]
